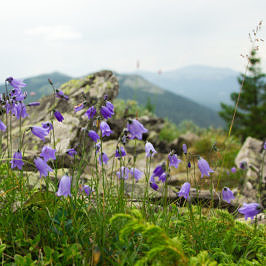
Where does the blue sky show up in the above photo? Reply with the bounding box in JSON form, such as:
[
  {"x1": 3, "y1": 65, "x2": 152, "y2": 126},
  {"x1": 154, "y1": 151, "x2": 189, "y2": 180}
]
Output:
[{"x1": 0, "y1": 0, "x2": 265, "y2": 80}]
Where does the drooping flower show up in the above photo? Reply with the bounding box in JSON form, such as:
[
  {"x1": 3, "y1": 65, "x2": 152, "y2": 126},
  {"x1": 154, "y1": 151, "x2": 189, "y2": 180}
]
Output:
[
  {"x1": 98, "y1": 152, "x2": 109, "y2": 165},
  {"x1": 31, "y1": 126, "x2": 49, "y2": 141},
  {"x1": 116, "y1": 167, "x2": 130, "y2": 180},
  {"x1": 10, "y1": 151, "x2": 24, "y2": 170},
  {"x1": 74, "y1": 103, "x2": 84, "y2": 112},
  {"x1": 42, "y1": 121, "x2": 53, "y2": 133},
  {"x1": 34, "y1": 157, "x2": 53, "y2": 178},
  {"x1": 231, "y1": 167, "x2": 236, "y2": 173},
  {"x1": 188, "y1": 162, "x2": 191, "y2": 168},
  {"x1": 27, "y1": 102, "x2": 40, "y2": 107},
  {"x1": 85, "y1": 106, "x2": 96, "y2": 119},
  {"x1": 56, "y1": 89, "x2": 69, "y2": 100},
  {"x1": 158, "y1": 172, "x2": 167, "y2": 182},
  {"x1": 238, "y1": 203, "x2": 262, "y2": 220},
  {"x1": 88, "y1": 130, "x2": 100, "y2": 143},
  {"x1": 130, "y1": 168, "x2": 143, "y2": 181},
  {"x1": 54, "y1": 110, "x2": 64, "y2": 122},
  {"x1": 145, "y1": 141, "x2": 157, "y2": 157},
  {"x1": 100, "y1": 121, "x2": 112, "y2": 137},
  {"x1": 56, "y1": 175, "x2": 71, "y2": 197},
  {"x1": 82, "y1": 185, "x2": 94, "y2": 196},
  {"x1": 115, "y1": 146, "x2": 126, "y2": 158},
  {"x1": 150, "y1": 182, "x2": 158, "y2": 191},
  {"x1": 182, "y1": 144, "x2": 187, "y2": 154},
  {"x1": 95, "y1": 142, "x2": 101, "y2": 154},
  {"x1": 198, "y1": 157, "x2": 214, "y2": 178},
  {"x1": 106, "y1": 101, "x2": 114, "y2": 113},
  {"x1": 239, "y1": 161, "x2": 247, "y2": 170},
  {"x1": 150, "y1": 163, "x2": 166, "y2": 183},
  {"x1": 6, "y1": 77, "x2": 26, "y2": 89},
  {"x1": 222, "y1": 187, "x2": 235, "y2": 203},
  {"x1": 13, "y1": 102, "x2": 28, "y2": 119},
  {"x1": 0, "y1": 120, "x2": 6, "y2": 131},
  {"x1": 100, "y1": 106, "x2": 113, "y2": 120},
  {"x1": 178, "y1": 182, "x2": 191, "y2": 199},
  {"x1": 66, "y1": 148, "x2": 77, "y2": 157},
  {"x1": 127, "y1": 119, "x2": 148, "y2": 140},
  {"x1": 40, "y1": 146, "x2": 56, "y2": 162},
  {"x1": 168, "y1": 153, "x2": 181, "y2": 168}
]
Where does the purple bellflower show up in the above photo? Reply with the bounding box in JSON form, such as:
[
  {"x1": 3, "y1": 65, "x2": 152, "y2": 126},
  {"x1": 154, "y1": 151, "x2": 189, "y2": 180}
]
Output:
[
  {"x1": 56, "y1": 89, "x2": 69, "y2": 100},
  {"x1": 150, "y1": 182, "x2": 159, "y2": 191},
  {"x1": 115, "y1": 146, "x2": 126, "y2": 158},
  {"x1": 100, "y1": 121, "x2": 112, "y2": 137},
  {"x1": 238, "y1": 203, "x2": 262, "y2": 220},
  {"x1": 27, "y1": 102, "x2": 40, "y2": 107},
  {"x1": 40, "y1": 146, "x2": 56, "y2": 162},
  {"x1": 10, "y1": 151, "x2": 24, "y2": 170},
  {"x1": 158, "y1": 173, "x2": 167, "y2": 182},
  {"x1": 85, "y1": 106, "x2": 96, "y2": 119},
  {"x1": 240, "y1": 161, "x2": 247, "y2": 170},
  {"x1": 31, "y1": 126, "x2": 49, "y2": 141},
  {"x1": 95, "y1": 142, "x2": 101, "y2": 154},
  {"x1": 116, "y1": 167, "x2": 130, "y2": 180},
  {"x1": 101, "y1": 106, "x2": 113, "y2": 120},
  {"x1": 82, "y1": 185, "x2": 94, "y2": 196},
  {"x1": 198, "y1": 157, "x2": 214, "y2": 178},
  {"x1": 88, "y1": 130, "x2": 100, "y2": 143},
  {"x1": 178, "y1": 182, "x2": 191, "y2": 199},
  {"x1": 66, "y1": 148, "x2": 77, "y2": 157},
  {"x1": 106, "y1": 101, "x2": 114, "y2": 112},
  {"x1": 145, "y1": 141, "x2": 157, "y2": 157},
  {"x1": 14, "y1": 102, "x2": 28, "y2": 119},
  {"x1": 130, "y1": 168, "x2": 143, "y2": 181},
  {"x1": 168, "y1": 153, "x2": 181, "y2": 168},
  {"x1": 74, "y1": 103, "x2": 84, "y2": 112},
  {"x1": 222, "y1": 187, "x2": 235, "y2": 203},
  {"x1": 54, "y1": 110, "x2": 64, "y2": 122},
  {"x1": 6, "y1": 77, "x2": 26, "y2": 89},
  {"x1": 231, "y1": 167, "x2": 236, "y2": 173},
  {"x1": 34, "y1": 157, "x2": 53, "y2": 178},
  {"x1": 56, "y1": 175, "x2": 71, "y2": 197},
  {"x1": 182, "y1": 144, "x2": 187, "y2": 154},
  {"x1": 42, "y1": 121, "x2": 53, "y2": 133},
  {"x1": 127, "y1": 119, "x2": 148, "y2": 140},
  {"x1": 150, "y1": 163, "x2": 166, "y2": 183},
  {"x1": 0, "y1": 120, "x2": 6, "y2": 131},
  {"x1": 98, "y1": 152, "x2": 109, "y2": 165}
]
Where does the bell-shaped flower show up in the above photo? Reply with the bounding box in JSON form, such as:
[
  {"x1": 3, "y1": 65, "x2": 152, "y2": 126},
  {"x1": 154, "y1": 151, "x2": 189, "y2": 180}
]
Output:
[
  {"x1": 10, "y1": 151, "x2": 24, "y2": 170},
  {"x1": 100, "y1": 121, "x2": 112, "y2": 137},
  {"x1": 145, "y1": 141, "x2": 157, "y2": 157},
  {"x1": 116, "y1": 167, "x2": 130, "y2": 180},
  {"x1": 56, "y1": 175, "x2": 71, "y2": 197},
  {"x1": 178, "y1": 182, "x2": 191, "y2": 199},
  {"x1": 198, "y1": 157, "x2": 214, "y2": 178},
  {"x1": 85, "y1": 106, "x2": 96, "y2": 119},
  {"x1": 54, "y1": 110, "x2": 64, "y2": 122},
  {"x1": 40, "y1": 146, "x2": 56, "y2": 162},
  {"x1": 127, "y1": 119, "x2": 148, "y2": 140},
  {"x1": 238, "y1": 203, "x2": 262, "y2": 220},
  {"x1": 168, "y1": 153, "x2": 181, "y2": 168},
  {"x1": 34, "y1": 157, "x2": 53, "y2": 178},
  {"x1": 88, "y1": 130, "x2": 100, "y2": 143},
  {"x1": 222, "y1": 187, "x2": 235, "y2": 203},
  {"x1": 31, "y1": 126, "x2": 49, "y2": 141},
  {"x1": 6, "y1": 77, "x2": 26, "y2": 89},
  {"x1": 130, "y1": 168, "x2": 143, "y2": 181}
]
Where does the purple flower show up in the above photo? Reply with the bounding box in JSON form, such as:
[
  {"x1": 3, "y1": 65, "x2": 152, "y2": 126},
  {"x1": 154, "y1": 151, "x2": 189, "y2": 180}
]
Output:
[
  {"x1": 10, "y1": 151, "x2": 24, "y2": 170},
  {"x1": 182, "y1": 144, "x2": 187, "y2": 154},
  {"x1": 27, "y1": 102, "x2": 40, "y2": 107},
  {"x1": 150, "y1": 163, "x2": 166, "y2": 183},
  {"x1": 88, "y1": 130, "x2": 100, "y2": 143},
  {"x1": 198, "y1": 157, "x2": 214, "y2": 178},
  {"x1": 238, "y1": 203, "x2": 262, "y2": 220},
  {"x1": 130, "y1": 168, "x2": 143, "y2": 181},
  {"x1": 40, "y1": 146, "x2": 56, "y2": 162},
  {"x1": 42, "y1": 121, "x2": 53, "y2": 133},
  {"x1": 0, "y1": 120, "x2": 6, "y2": 131},
  {"x1": 74, "y1": 103, "x2": 84, "y2": 112},
  {"x1": 145, "y1": 141, "x2": 157, "y2": 157},
  {"x1": 264, "y1": 141, "x2": 266, "y2": 150},
  {"x1": 56, "y1": 89, "x2": 69, "y2": 100},
  {"x1": 150, "y1": 182, "x2": 158, "y2": 191},
  {"x1": 127, "y1": 119, "x2": 148, "y2": 140},
  {"x1": 158, "y1": 173, "x2": 167, "y2": 182},
  {"x1": 34, "y1": 157, "x2": 53, "y2": 178},
  {"x1": 168, "y1": 153, "x2": 181, "y2": 168},
  {"x1": 115, "y1": 146, "x2": 126, "y2": 158},
  {"x1": 98, "y1": 152, "x2": 109, "y2": 165},
  {"x1": 178, "y1": 182, "x2": 191, "y2": 199},
  {"x1": 54, "y1": 110, "x2": 64, "y2": 122},
  {"x1": 31, "y1": 126, "x2": 49, "y2": 141},
  {"x1": 101, "y1": 106, "x2": 113, "y2": 120},
  {"x1": 85, "y1": 106, "x2": 96, "y2": 119},
  {"x1": 106, "y1": 101, "x2": 114, "y2": 113},
  {"x1": 231, "y1": 167, "x2": 236, "y2": 173},
  {"x1": 56, "y1": 175, "x2": 71, "y2": 197},
  {"x1": 82, "y1": 185, "x2": 94, "y2": 196},
  {"x1": 66, "y1": 148, "x2": 77, "y2": 157},
  {"x1": 14, "y1": 102, "x2": 28, "y2": 119},
  {"x1": 116, "y1": 167, "x2": 130, "y2": 180},
  {"x1": 188, "y1": 162, "x2": 191, "y2": 168},
  {"x1": 95, "y1": 142, "x2": 101, "y2": 154},
  {"x1": 6, "y1": 77, "x2": 26, "y2": 89},
  {"x1": 240, "y1": 161, "x2": 247, "y2": 170},
  {"x1": 222, "y1": 187, "x2": 235, "y2": 203},
  {"x1": 100, "y1": 121, "x2": 112, "y2": 137}
]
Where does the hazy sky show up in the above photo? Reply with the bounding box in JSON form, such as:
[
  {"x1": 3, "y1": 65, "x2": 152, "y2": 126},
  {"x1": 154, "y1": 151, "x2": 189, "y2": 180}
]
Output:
[{"x1": 0, "y1": 0, "x2": 265, "y2": 80}]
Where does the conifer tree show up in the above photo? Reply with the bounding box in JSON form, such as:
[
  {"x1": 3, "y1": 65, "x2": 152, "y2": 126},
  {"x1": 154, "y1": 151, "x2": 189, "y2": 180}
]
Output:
[{"x1": 219, "y1": 49, "x2": 266, "y2": 141}]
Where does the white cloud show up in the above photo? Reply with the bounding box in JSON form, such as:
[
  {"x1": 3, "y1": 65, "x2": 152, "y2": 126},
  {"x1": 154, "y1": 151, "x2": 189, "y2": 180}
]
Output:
[{"x1": 25, "y1": 25, "x2": 82, "y2": 42}]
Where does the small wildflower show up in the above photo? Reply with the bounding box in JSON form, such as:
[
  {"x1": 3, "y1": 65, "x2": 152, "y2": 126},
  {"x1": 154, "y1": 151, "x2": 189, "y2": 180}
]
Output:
[
  {"x1": 0, "y1": 120, "x2": 6, "y2": 131},
  {"x1": 54, "y1": 110, "x2": 64, "y2": 122},
  {"x1": 66, "y1": 148, "x2": 77, "y2": 157},
  {"x1": 168, "y1": 153, "x2": 181, "y2": 168},
  {"x1": 95, "y1": 142, "x2": 101, "y2": 154},
  {"x1": 27, "y1": 102, "x2": 40, "y2": 107},
  {"x1": 88, "y1": 130, "x2": 100, "y2": 143},
  {"x1": 158, "y1": 172, "x2": 167, "y2": 182},
  {"x1": 182, "y1": 144, "x2": 187, "y2": 154},
  {"x1": 85, "y1": 106, "x2": 96, "y2": 119},
  {"x1": 239, "y1": 161, "x2": 247, "y2": 170},
  {"x1": 56, "y1": 175, "x2": 71, "y2": 197},
  {"x1": 231, "y1": 167, "x2": 236, "y2": 173},
  {"x1": 31, "y1": 126, "x2": 49, "y2": 141},
  {"x1": 74, "y1": 103, "x2": 84, "y2": 112},
  {"x1": 178, "y1": 182, "x2": 191, "y2": 199},
  {"x1": 198, "y1": 157, "x2": 214, "y2": 178},
  {"x1": 82, "y1": 185, "x2": 94, "y2": 196},
  {"x1": 98, "y1": 152, "x2": 109, "y2": 165},
  {"x1": 238, "y1": 203, "x2": 262, "y2": 220},
  {"x1": 106, "y1": 101, "x2": 114, "y2": 113},
  {"x1": 42, "y1": 121, "x2": 53, "y2": 133},
  {"x1": 56, "y1": 89, "x2": 69, "y2": 100},
  {"x1": 6, "y1": 77, "x2": 26, "y2": 89},
  {"x1": 188, "y1": 161, "x2": 191, "y2": 168},
  {"x1": 100, "y1": 121, "x2": 112, "y2": 137},
  {"x1": 127, "y1": 119, "x2": 148, "y2": 140},
  {"x1": 145, "y1": 141, "x2": 157, "y2": 157},
  {"x1": 34, "y1": 157, "x2": 53, "y2": 178},
  {"x1": 40, "y1": 146, "x2": 56, "y2": 162},
  {"x1": 115, "y1": 146, "x2": 126, "y2": 158},
  {"x1": 222, "y1": 187, "x2": 235, "y2": 203},
  {"x1": 150, "y1": 163, "x2": 166, "y2": 183},
  {"x1": 100, "y1": 106, "x2": 113, "y2": 120},
  {"x1": 130, "y1": 168, "x2": 143, "y2": 181},
  {"x1": 10, "y1": 151, "x2": 24, "y2": 170},
  {"x1": 14, "y1": 102, "x2": 28, "y2": 119},
  {"x1": 116, "y1": 167, "x2": 130, "y2": 180},
  {"x1": 150, "y1": 182, "x2": 158, "y2": 191}
]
